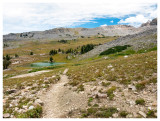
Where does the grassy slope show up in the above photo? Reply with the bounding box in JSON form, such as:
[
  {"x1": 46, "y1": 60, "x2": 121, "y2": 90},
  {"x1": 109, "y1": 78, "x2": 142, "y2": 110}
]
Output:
[
  {"x1": 67, "y1": 51, "x2": 157, "y2": 86},
  {"x1": 3, "y1": 35, "x2": 157, "y2": 118},
  {"x1": 3, "y1": 36, "x2": 117, "y2": 86}
]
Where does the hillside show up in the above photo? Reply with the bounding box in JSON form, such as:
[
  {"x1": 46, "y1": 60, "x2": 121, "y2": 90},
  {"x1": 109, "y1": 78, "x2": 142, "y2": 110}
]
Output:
[
  {"x1": 3, "y1": 18, "x2": 157, "y2": 41},
  {"x1": 80, "y1": 24, "x2": 157, "y2": 59}
]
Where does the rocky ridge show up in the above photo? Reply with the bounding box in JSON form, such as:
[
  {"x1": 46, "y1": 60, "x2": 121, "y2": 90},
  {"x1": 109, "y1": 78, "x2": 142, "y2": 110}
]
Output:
[{"x1": 3, "y1": 18, "x2": 157, "y2": 41}]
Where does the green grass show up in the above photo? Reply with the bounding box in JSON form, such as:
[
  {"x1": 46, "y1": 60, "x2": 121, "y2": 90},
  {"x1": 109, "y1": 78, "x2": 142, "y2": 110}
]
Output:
[
  {"x1": 15, "y1": 105, "x2": 42, "y2": 118},
  {"x1": 146, "y1": 110, "x2": 156, "y2": 118},
  {"x1": 135, "y1": 99, "x2": 145, "y2": 105},
  {"x1": 120, "y1": 111, "x2": 128, "y2": 118},
  {"x1": 77, "y1": 84, "x2": 84, "y2": 92},
  {"x1": 135, "y1": 83, "x2": 146, "y2": 90},
  {"x1": 68, "y1": 51, "x2": 157, "y2": 88},
  {"x1": 112, "y1": 46, "x2": 157, "y2": 57},
  {"x1": 106, "y1": 86, "x2": 116, "y2": 100},
  {"x1": 102, "y1": 82, "x2": 111, "y2": 87},
  {"x1": 81, "y1": 107, "x2": 118, "y2": 118},
  {"x1": 88, "y1": 97, "x2": 93, "y2": 106}
]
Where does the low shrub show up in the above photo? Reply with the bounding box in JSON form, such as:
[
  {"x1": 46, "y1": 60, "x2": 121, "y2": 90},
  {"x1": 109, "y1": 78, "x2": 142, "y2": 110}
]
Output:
[
  {"x1": 106, "y1": 86, "x2": 116, "y2": 100},
  {"x1": 146, "y1": 110, "x2": 156, "y2": 118},
  {"x1": 102, "y1": 82, "x2": 111, "y2": 87},
  {"x1": 100, "y1": 45, "x2": 131, "y2": 55},
  {"x1": 135, "y1": 99, "x2": 145, "y2": 105},
  {"x1": 120, "y1": 111, "x2": 128, "y2": 118}
]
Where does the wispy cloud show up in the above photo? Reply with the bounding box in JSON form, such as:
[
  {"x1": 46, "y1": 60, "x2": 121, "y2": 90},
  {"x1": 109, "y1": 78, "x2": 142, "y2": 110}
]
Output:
[
  {"x1": 100, "y1": 24, "x2": 107, "y2": 27},
  {"x1": 3, "y1": 0, "x2": 157, "y2": 34},
  {"x1": 110, "y1": 20, "x2": 114, "y2": 23}
]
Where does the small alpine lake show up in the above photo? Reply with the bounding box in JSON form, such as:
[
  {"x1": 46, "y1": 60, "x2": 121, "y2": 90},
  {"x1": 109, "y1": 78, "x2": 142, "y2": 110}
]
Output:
[{"x1": 30, "y1": 62, "x2": 66, "y2": 67}]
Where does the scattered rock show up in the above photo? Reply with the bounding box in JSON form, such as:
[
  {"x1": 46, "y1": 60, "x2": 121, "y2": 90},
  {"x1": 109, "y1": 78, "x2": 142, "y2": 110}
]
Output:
[
  {"x1": 148, "y1": 107, "x2": 152, "y2": 110},
  {"x1": 126, "y1": 114, "x2": 133, "y2": 118},
  {"x1": 143, "y1": 91, "x2": 147, "y2": 95},
  {"x1": 124, "y1": 55, "x2": 128, "y2": 58},
  {"x1": 10, "y1": 115, "x2": 14, "y2": 118},
  {"x1": 44, "y1": 77, "x2": 48, "y2": 80},
  {"x1": 111, "y1": 68, "x2": 114, "y2": 71},
  {"x1": 9, "y1": 104, "x2": 13, "y2": 107},
  {"x1": 133, "y1": 112, "x2": 138, "y2": 117},
  {"x1": 3, "y1": 113, "x2": 10, "y2": 118},
  {"x1": 138, "y1": 111, "x2": 146, "y2": 118},
  {"x1": 23, "y1": 105, "x2": 28, "y2": 109},
  {"x1": 134, "y1": 92, "x2": 138, "y2": 94},
  {"x1": 152, "y1": 101, "x2": 157, "y2": 107},
  {"x1": 91, "y1": 86, "x2": 97, "y2": 91},
  {"x1": 17, "y1": 109, "x2": 24, "y2": 113},
  {"x1": 35, "y1": 99, "x2": 43, "y2": 106},
  {"x1": 128, "y1": 85, "x2": 136, "y2": 91},
  {"x1": 29, "y1": 105, "x2": 34, "y2": 110},
  {"x1": 15, "y1": 107, "x2": 19, "y2": 111},
  {"x1": 97, "y1": 93, "x2": 107, "y2": 98},
  {"x1": 117, "y1": 108, "x2": 120, "y2": 111},
  {"x1": 72, "y1": 87, "x2": 77, "y2": 91},
  {"x1": 32, "y1": 83, "x2": 38, "y2": 87},
  {"x1": 107, "y1": 64, "x2": 113, "y2": 68},
  {"x1": 130, "y1": 100, "x2": 135, "y2": 105},
  {"x1": 113, "y1": 113, "x2": 118, "y2": 118},
  {"x1": 52, "y1": 75, "x2": 56, "y2": 78}
]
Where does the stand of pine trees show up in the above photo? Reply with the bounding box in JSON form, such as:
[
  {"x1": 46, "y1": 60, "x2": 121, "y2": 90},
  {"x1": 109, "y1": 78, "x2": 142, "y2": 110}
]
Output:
[
  {"x1": 81, "y1": 44, "x2": 96, "y2": 54},
  {"x1": 49, "y1": 50, "x2": 58, "y2": 55},
  {"x1": 3, "y1": 54, "x2": 11, "y2": 69}
]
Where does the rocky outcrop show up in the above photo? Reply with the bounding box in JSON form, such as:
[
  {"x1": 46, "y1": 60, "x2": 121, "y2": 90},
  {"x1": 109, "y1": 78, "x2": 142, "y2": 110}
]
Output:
[{"x1": 141, "y1": 18, "x2": 157, "y2": 27}]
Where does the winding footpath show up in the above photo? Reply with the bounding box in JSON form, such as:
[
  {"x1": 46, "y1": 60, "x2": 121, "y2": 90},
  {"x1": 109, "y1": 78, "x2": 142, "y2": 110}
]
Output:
[{"x1": 39, "y1": 68, "x2": 87, "y2": 118}]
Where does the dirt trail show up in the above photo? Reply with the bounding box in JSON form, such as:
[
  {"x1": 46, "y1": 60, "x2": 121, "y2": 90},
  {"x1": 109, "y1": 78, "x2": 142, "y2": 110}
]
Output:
[
  {"x1": 11, "y1": 70, "x2": 51, "y2": 78},
  {"x1": 39, "y1": 68, "x2": 87, "y2": 118}
]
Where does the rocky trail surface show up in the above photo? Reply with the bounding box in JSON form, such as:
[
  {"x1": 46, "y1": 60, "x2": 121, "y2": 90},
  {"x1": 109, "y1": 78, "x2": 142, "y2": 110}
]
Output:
[{"x1": 38, "y1": 69, "x2": 88, "y2": 118}]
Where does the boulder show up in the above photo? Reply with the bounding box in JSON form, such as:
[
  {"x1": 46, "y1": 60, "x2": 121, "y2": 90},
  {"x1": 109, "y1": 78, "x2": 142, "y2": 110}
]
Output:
[
  {"x1": 29, "y1": 105, "x2": 34, "y2": 110},
  {"x1": 128, "y1": 85, "x2": 136, "y2": 91},
  {"x1": 97, "y1": 93, "x2": 107, "y2": 98},
  {"x1": 112, "y1": 113, "x2": 118, "y2": 118},
  {"x1": 3, "y1": 113, "x2": 10, "y2": 118},
  {"x1": 138, "y1": 111, "x2": 146, "y2": 118}
]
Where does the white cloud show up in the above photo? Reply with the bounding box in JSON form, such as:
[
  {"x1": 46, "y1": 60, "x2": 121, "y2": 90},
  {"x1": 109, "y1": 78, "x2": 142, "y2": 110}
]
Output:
[
  {"x1": 110, "y1": 20, "x2": 114, "y2": 23},
  {"x1": 118, "y1": 13, "x2": 157, "y2": 27},
  {"x1": 118, "y1": 15, "x2": 149, "y2": 27},
  {"x1": 3, "y1": 0, "x2": 157, "y2": 34},
  {"x1": 100, "y1": 24, "x2": 107, "y2": 27}
]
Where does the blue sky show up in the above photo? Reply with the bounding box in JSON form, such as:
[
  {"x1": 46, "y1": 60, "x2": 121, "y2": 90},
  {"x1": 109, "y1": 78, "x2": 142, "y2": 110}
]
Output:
[
  {"x1": 3, "y1": 0, "x2": 157, "y2": 34},
  {"x1": 71, "y1": 18, "x2": 121, "y2": 28}
]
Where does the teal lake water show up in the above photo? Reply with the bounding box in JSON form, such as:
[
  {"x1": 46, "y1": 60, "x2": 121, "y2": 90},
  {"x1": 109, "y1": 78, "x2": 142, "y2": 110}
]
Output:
[{"x1": 30, "y1": 62, "x2": 65, "y2": 67}]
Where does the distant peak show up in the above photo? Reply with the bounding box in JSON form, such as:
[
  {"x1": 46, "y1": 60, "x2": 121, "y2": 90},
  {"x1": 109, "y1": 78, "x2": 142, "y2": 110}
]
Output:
[{"x1": 141, "y1": 18, "x2": 157, "y2": 27}]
